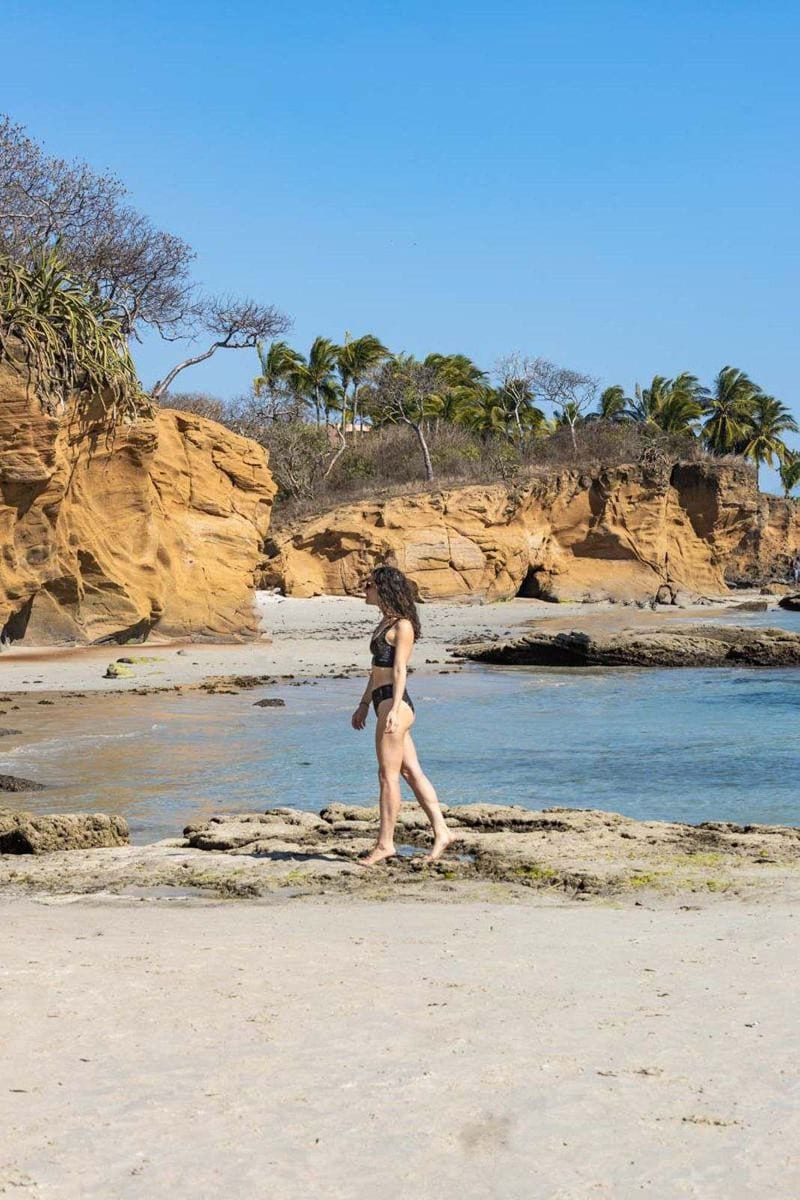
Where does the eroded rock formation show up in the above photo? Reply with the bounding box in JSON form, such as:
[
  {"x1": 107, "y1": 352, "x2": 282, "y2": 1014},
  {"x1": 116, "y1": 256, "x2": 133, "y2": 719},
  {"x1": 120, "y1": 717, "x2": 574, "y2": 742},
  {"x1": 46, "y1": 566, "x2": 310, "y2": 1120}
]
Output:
[
  {"x1": 264, "y1": 462, "x2": 800, "y2": 602},
  {"x1": 0, "y1": 363, "x2": 276, "y2": 643},
  {"x1": 453, "y1": 624, "x2": 800, "y2": 668},
  {"x1": 0, "y1": 810, "x2": 129, "y2": 854}
]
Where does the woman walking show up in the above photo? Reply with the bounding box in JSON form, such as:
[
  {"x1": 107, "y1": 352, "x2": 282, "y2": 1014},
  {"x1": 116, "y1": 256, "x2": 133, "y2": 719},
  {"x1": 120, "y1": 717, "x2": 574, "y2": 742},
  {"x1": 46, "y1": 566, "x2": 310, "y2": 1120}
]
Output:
[{"x1": 351, "y1": 564, "x2": 454, "y2": 866}]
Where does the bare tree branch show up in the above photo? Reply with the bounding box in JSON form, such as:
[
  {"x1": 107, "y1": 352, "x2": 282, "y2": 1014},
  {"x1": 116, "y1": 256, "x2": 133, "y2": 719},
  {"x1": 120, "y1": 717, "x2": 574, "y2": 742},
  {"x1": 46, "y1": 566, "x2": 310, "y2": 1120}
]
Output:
[{"x1": 152, "y1": 298, "x2": 290, "y2": 399}]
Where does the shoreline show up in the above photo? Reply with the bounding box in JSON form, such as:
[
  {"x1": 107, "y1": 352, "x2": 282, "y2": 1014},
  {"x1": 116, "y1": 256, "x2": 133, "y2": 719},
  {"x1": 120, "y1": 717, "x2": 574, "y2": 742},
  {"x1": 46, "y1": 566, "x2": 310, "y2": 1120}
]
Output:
[{"x1": 0, "y1": 589, "x2": 785, "y2": 696}]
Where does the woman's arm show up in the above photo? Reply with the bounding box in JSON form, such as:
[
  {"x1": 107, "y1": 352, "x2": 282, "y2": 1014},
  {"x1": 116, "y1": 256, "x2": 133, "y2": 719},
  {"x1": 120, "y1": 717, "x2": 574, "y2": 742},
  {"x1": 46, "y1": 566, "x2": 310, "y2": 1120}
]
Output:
[
  {"x1": 385, "y1": 620, "x2": 414, "y2": 732},
  {"x1": 351, "y1": 669, "x2": 375, "y2": 730}
]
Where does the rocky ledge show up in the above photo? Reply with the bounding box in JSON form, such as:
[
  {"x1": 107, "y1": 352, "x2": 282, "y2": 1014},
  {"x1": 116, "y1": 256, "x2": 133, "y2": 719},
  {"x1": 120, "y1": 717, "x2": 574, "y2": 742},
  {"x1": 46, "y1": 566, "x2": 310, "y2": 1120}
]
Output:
[
  {"x1": 0, "y1": 810, "x2": 129, "y2": 854},
  {"x1": 453, "y1": 624, "x2": 800, "y2": 668},
  {"x1": 1, "y1": 804, "x2": 798, "y2": 900}
]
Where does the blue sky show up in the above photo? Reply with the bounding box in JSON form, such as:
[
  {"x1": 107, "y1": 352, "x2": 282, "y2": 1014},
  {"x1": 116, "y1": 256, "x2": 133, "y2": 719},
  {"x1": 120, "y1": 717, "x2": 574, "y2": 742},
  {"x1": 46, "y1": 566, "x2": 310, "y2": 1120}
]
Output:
[{"x1": 4, "y1": 0, "x2": 799, "y2": 488}]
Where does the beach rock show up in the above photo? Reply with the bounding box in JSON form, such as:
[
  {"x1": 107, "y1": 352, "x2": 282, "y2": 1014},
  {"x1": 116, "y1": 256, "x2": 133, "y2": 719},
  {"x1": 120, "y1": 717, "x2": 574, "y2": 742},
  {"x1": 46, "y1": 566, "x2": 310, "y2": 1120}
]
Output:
[
  {"x1": 176, "y1": 802, "x2": 800, "y2": 897},
  {"x1": 0, "y1": 729, "x2": 22, "y2": 737},
  {"x1": 0, "y1": 774, "x2": 46, "y2": 792},
  {"x1": 104, "y1": 663, "x2": 134, "y2": 679},
  {"x1": 263, "y1": 461, "x2": 800, "y2": 603},
  {"x1": 453, "y1": 624, "x2": 800, "y2": 668},
  {"x1": 253, "y1": 698, "x2": 285, "y2": 708},
  {"x1": 0, "y1": 360, "x2": 276, "y2": 645},
  {"x1": 778, "y1": 594, "x2": 800, "y2": 612},
  {"x1": 184, "y1": 808, "x2": 328, "y2": 852},
  {"x1": 0, "y1": 810, "x2": 129, "y2": 854}
]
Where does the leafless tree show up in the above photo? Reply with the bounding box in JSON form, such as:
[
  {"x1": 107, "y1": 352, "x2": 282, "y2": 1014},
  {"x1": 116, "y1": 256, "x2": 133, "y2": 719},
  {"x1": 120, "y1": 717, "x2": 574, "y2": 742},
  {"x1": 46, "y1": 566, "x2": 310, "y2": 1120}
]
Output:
[
  {"x1": 496, "y1": 355, "x2": 598, "y2": 454},
  {"x1": 370, "y1": 358, "x2": 440, "y2": 482},
  {"x1": 530, "y1": 359, "x2": 598, "y2": 453},
  {"x1": 0, "y1": 115, "x2": 290, "y2": 393},
  {"x1": 0, "y1": 115, "x2": 195, "y2": 337},
  {"x1": 151, "y1": 297, "x2": 289, "y2": 400},
  {"x1": 493, "y1": 354, "x2": 546, "y2": 440}
]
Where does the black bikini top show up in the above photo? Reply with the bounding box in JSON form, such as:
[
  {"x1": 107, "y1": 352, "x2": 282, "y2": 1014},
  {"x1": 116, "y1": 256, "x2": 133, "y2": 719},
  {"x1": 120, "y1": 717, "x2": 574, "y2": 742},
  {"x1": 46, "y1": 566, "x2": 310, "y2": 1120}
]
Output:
[{"x1": 370, "y1": 618, "x2": 399, "y2": 667}]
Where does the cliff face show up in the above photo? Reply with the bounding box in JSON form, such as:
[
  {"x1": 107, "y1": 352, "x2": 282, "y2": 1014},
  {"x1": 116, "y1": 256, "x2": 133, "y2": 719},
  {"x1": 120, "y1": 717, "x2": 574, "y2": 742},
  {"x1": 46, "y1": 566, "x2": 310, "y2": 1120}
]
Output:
[
  {"x1": 263, "y1": 461, "x2": 799, "y2": 602},
  {"x1": 0, "y1": 364, "x2": 276, "y2": 643}
]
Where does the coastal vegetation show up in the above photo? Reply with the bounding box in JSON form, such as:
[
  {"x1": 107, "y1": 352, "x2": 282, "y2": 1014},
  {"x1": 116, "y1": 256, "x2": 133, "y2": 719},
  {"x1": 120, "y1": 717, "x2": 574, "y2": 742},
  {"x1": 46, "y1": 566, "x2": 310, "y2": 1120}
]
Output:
[
  {"x1": 168, "y1": 343, "x2": 799, "y2": 513},
  {"x1": 0, "y1": 248, "x2": 145, "y2": 421},
  {"x1": 1, "y1": 114, "x2": 797, "y2": 507},
  {"x1": 0, "y1": 115, "x2": 288, "y2": 400}
]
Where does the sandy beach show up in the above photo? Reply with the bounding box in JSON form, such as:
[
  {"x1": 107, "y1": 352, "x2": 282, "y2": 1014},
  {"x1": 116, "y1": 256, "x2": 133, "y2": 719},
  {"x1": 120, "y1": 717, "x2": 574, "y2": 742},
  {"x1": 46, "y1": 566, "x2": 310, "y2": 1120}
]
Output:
[
  {"x1": 2, "y1": 592, "x2": 799, "y2": 1199},
  {"x1": 3, "y1": 892, "x2": 799, "y2": 1200},
  {"x1": 0, "y1": 589, "x2": 768, "y2": 696}
]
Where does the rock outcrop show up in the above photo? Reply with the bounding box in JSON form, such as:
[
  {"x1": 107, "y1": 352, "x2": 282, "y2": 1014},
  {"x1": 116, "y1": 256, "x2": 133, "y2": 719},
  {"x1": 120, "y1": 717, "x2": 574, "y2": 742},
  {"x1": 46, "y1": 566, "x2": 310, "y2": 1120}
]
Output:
[
  {"x1": 179, "y1": 803, "x2": 800, "y2": 895},
  {"x1": 0, "y1": 363, "x2": 276, "y2": 643},
  {"x1": 0, "y1": 809, "x2": 129, "y2": 853},
  {"x1": 454, "y1": 623, "x2": 800, "y2": 668},
  {"x1": 2, "y1": 805, "x2": 798, "y2": 897},
  {"x1": 264, "y1": 461, "x2": 800, "y2": 603}
]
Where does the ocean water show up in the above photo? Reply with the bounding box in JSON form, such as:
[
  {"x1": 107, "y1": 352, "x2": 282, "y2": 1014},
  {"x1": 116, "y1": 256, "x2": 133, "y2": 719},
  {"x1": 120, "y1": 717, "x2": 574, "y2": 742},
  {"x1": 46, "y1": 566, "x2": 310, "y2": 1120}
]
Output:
[{"x1": 2, "y1": 606, "x2": 799, "y2": 842}]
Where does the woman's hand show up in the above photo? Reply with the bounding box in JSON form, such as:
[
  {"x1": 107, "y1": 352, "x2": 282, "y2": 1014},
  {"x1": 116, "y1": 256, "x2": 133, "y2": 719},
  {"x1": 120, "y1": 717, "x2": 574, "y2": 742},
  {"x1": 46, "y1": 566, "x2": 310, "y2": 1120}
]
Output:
[
  {"x1": 351, "y1": 702, "x2": 369, "y2": 730},
  {"x1": 384, "y1": 708, "x2": 400, "y2": 735}
]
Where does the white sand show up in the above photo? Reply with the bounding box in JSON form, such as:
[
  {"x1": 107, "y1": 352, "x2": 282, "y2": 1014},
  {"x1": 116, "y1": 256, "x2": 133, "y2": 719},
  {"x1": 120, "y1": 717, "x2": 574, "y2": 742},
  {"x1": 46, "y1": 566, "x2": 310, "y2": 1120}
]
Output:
[
  {"x1": 0, "y1": 591, "x2": 757, "y2": 695},
  {"x1": 0, "y1": 594, "x2": 596, "y2": 693},
  {"x1": 1, "y1": 893, "x2": 797, "y2": 1199}
]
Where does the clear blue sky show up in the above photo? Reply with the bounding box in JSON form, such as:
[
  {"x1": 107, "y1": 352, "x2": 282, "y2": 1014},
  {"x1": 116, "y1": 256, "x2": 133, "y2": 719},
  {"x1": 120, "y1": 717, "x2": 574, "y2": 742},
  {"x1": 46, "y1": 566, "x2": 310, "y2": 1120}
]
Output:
[{"x1": 4, "y1": 0, "x2": 799, "y2": 489}]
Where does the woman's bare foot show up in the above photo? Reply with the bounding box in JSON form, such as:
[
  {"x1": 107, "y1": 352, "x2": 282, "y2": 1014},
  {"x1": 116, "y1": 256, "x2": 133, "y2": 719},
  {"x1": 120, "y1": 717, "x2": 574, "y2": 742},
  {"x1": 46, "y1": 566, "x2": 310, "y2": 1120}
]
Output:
[
  {"x1": 423, "y1": 832, "x2": 457, "y2": 863},
  {"x1": 357, "y1": 845, "x2": 396, "y2": 867}
]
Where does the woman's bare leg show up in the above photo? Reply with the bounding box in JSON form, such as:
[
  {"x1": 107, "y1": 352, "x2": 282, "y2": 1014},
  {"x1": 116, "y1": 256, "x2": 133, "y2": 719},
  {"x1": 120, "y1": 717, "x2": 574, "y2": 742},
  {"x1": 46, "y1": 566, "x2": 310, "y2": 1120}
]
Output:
[
  {"x1": 400, "y1": 733, "x2": 456, "y2": 862},
  {"x1": 359, "y1": 700, "x2": 414, "y2": 867}
]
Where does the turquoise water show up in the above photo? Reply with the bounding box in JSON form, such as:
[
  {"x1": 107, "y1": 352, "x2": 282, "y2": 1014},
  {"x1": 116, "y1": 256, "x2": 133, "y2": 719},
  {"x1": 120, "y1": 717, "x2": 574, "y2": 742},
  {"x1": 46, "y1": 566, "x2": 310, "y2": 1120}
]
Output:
[{"x1": 2, "y1": 611, "x2": 799, "y2": 842}]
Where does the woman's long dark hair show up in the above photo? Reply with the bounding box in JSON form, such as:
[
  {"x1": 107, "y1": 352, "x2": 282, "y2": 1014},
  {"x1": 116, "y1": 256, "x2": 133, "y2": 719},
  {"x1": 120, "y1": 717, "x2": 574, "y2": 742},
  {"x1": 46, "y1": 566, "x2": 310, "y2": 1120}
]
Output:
[{"x1": 372, "y1": 565, "x2": 421, "y2": 639}]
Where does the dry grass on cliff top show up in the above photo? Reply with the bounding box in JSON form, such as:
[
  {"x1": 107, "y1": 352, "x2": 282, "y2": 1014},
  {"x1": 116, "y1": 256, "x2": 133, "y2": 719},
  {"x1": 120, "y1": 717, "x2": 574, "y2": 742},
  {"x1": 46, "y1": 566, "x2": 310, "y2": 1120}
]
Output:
[{"x1": 265, "y1": 421, "x2": 741, "y2": 525}]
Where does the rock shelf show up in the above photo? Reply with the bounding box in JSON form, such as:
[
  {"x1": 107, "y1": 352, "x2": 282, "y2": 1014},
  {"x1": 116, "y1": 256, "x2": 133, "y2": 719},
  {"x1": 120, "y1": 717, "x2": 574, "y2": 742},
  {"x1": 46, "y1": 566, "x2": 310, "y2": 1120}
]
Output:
[
  {"x1": 1, "y1": 803, "x2": 798, "y2": 901},
  {"x1": 453, "y1": 623, "x2": 800, "y2": 667}
]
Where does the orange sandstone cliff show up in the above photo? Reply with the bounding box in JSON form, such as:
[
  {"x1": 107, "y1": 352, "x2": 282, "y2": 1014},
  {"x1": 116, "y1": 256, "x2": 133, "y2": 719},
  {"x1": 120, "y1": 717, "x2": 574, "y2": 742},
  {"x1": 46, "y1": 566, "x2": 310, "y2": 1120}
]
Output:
[
  {"x1": 263, "y1": 461, "x2": 800, "y2": 602},
  {"x1": 0, "y1": 364, "x2": 275, "y2": 643}
]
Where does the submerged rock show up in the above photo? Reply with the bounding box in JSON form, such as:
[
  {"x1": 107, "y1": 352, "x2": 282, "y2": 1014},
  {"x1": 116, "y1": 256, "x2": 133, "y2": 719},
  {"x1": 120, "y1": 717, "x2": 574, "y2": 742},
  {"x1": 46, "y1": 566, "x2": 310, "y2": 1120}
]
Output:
[
  {"x1": 0, "y1": 810, "x2": 129, "y2": 854},
  {"x1": 0, "y1": 774, "x2": 46, "y2": 792},
  {"x1": 453, "y1": 624, "x2": 800, "y2": 668}
]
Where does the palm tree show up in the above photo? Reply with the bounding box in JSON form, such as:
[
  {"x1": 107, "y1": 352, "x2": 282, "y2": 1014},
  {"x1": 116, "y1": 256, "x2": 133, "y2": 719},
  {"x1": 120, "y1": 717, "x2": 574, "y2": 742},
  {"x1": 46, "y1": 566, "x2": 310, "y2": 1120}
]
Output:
[
  {"x1": 335, "y1": 333, "x2": 390, "y2": 432},
  {"x1": 741, "y1": 394, "x2": 798, "y2": 488},
  {"x1": 779, "y1": 453, "x2": 800, "y2": 498},
  {"x1": 701, "y1": 366, "x2": 759, "y2": 454},
  {"x1": 595, "y1": 385, "x2": 629, "y2": 422},
  {"x1": 290, "y1": 336, "x2": 339, "y2": 425},
  {"x1": 454, "y1": 387, "x2": 509, "y2": 441},
  {"x1": 252, "y1": 340, "x2": 305, "y2": 416},
  {"x1": 626, "y1": 376, "x2": 673, "y2": 423},
  {"x1": 423, "y1": 354, "x2": 487, "y2": 427},
  {"x1": 653, "y1": 374, "x2": 707, "y2": 434}
]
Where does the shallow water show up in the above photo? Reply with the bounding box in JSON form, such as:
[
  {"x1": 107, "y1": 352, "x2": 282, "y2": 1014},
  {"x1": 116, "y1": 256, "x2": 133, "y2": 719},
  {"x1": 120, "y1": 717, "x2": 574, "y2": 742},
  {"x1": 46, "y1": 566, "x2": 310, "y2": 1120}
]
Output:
[{"x1": 2, "y1": 610, "x2": 799, "y2": 841}]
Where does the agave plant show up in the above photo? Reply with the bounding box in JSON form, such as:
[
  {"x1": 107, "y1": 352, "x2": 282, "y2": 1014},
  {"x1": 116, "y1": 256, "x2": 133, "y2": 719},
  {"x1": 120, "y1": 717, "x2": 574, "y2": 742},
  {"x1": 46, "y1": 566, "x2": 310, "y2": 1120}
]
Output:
[{"x1": 0, "y1": 247, "x2": 146, "y2": 422}]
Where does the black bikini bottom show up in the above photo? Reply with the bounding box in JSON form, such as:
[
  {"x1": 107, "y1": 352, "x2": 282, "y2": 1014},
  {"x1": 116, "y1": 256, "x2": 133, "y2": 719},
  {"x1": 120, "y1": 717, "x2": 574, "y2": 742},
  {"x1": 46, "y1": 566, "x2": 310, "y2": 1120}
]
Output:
[{"x1": 372, "y1": 684, "x2": 415, "y2": 716}]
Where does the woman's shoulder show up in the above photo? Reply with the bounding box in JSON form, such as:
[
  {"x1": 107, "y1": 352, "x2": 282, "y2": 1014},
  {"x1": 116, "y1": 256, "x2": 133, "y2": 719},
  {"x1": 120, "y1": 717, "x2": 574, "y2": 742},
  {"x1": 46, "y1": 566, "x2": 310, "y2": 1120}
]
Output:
[{"x1": 393, "y1": 616, "x2": 415, "y2": 636}]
